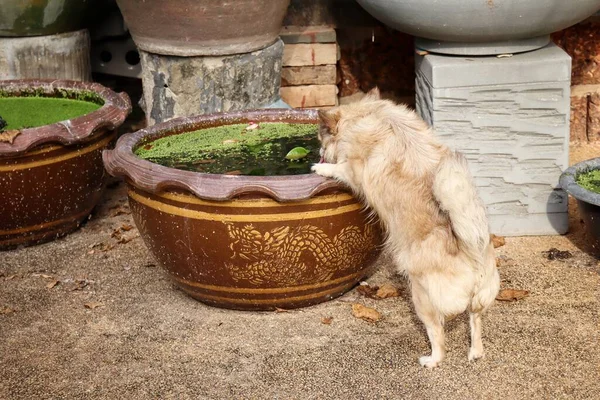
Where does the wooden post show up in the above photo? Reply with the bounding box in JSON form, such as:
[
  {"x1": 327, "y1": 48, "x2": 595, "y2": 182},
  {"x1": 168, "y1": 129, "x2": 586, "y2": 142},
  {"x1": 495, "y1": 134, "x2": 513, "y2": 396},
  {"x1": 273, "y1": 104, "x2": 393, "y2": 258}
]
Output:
[{"x1": 0, "y1": 30, "x2": 91, "y2": 81}]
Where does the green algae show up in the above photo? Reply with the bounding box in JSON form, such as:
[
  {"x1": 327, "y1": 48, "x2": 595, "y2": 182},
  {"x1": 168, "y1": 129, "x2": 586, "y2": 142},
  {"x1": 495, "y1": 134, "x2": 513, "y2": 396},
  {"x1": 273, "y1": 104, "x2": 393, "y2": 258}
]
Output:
[
  {"x1": 0, "y1": 97, "x2": 101, "y2": 130},
  {"x1": 135, "y1": 122, "x2": 321, "y2": 176},
  {"x1": 577, "y1": 169, "x2": 600, "y2": 194}
]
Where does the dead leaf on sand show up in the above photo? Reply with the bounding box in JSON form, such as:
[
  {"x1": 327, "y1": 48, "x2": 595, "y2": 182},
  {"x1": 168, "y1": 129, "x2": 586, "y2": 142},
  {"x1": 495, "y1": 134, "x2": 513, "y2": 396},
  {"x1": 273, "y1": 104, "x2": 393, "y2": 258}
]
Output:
[
  {"x1": 376, "y1": 284, "x2": 400, "y2": 299},
  {"x1": 0, "y1": 129, "x2": 21, "y2": 144},
  {"x1": 496, "y1": 289, "x2": 529, "y2": 302},
  {"x1": 542, "y1": 248, "x2": 573, "y2": 261},
  {"x1": 0, "y1": 306, "x2": 15, "y2": 315},
  {"x1": 321, "y1": 317, "x2": 334, "y2": 325},
  {"x1": 46, "y1": 279, "x2": 59, "y2": 289},
  {"x1": 351, "y1": 303, "x2": 382, "y2": 322},
  {"x1": 357, "y1": 283, "x2": 400, "y2": 299},
  {"x1": 111, "y1": 207, "x2": 131, "y2": 217},
  {"x1": 491, "y1": 234, "x2": 506, "y2": 248},
  {"x1": 356, "y1": 283, "x2": 379, "y2": 298},
  {"x1": 84, "y1": 302, "x2": 105, "y2": 309}
]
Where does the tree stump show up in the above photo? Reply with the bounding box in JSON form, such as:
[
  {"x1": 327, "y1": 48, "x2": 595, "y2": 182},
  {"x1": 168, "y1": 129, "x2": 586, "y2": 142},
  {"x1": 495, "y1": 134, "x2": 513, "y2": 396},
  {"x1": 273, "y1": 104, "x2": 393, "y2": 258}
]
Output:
[
  {"x1": 139, "y1": 39, "x2": 285, "y2": 125},
  {"x1": 0, "y1": 30, "x2": 91, "y2": 81}
]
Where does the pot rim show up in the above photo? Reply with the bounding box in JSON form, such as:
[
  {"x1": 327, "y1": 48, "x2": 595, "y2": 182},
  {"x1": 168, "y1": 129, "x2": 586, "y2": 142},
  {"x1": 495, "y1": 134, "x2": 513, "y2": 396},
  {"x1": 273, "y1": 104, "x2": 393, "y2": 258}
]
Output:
[
  {"x1": 102, "y1": 108, "x2": 343, "y2": 202},
  {"x1": 560, "y1": 157, "x2": 600, "y2": 207},
  {"x1": 0, "y1": 79, "x2": 131, "y2": 156}
]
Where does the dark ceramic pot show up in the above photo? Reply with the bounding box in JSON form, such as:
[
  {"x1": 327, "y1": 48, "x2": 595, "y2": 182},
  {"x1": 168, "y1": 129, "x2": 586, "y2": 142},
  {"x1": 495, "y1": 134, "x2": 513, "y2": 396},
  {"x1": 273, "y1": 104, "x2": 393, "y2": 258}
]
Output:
[
  {"x1": 0, "y1": 80, "x2": 131, "y2": 250},
  {"x1": 103, "y1": 109, "x2": 383, "y2": 310},
  {"x1": 114, "y1": 0, "x2": 291, "y2": 56},
  {"x1": 0, "y1": 0, "x2": 95, "y2": 37},
  {"x1": 560, "y1": 158, "x2": 600, "y2": 258}
]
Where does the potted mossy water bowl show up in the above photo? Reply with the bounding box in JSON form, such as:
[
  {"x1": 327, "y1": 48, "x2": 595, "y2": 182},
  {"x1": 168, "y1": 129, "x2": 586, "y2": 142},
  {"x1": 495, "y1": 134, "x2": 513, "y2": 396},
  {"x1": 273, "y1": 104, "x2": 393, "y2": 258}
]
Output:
[
  {"x1": 0, "y1": 80, "x2": 131, "y2": 250},
  {"x1": 560, "y1": 158, "x2": 600, "y2": 257},
  {"x1": 102, "y1": 109, "x2": 383, "y2": 310}
]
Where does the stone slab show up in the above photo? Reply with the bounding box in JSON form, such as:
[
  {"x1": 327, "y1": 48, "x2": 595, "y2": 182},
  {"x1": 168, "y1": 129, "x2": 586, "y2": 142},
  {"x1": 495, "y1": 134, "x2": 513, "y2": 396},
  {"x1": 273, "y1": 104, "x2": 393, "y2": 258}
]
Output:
[
  {"x1": 416, "y1": 43, "x2": 571, "y2": 235},
  {"x1": 416, "y1": 43, "x2": 571, "y2": 88}
]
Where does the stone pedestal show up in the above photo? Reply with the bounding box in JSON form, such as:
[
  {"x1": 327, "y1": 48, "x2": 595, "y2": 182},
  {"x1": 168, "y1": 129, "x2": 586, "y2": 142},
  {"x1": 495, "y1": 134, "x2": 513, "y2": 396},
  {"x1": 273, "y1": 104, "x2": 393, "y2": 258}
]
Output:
[
  {"x1": 415, "y1": 43, "x2": 571, "y2": 236},
  {"x1": 0, "y1": 30, "x2": 91, "y2": 81},
  {"x1": 140, "y1": 39, "x2": 285, "y2": 125}
]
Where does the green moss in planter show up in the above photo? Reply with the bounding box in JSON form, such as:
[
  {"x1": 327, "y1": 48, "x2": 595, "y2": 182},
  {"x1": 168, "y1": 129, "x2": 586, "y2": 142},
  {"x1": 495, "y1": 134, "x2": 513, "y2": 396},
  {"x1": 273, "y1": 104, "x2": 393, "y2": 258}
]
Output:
[
  {"x1": 135, "y1": 122, "x2": 321, "y2": 176},
  {"x1": 577, "y1": 169, "x2": 600, "y2": 194},
  {"x1": 0, "y1": 90, "x2": 103, "y2": 130}
]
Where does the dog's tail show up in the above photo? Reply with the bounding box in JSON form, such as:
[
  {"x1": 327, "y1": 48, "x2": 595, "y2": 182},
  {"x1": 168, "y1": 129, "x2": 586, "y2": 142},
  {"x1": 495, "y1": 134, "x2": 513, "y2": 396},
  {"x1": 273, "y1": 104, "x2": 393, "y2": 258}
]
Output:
[{"x1": 433, "y1": 151, "x2": 489, "y2": 265}]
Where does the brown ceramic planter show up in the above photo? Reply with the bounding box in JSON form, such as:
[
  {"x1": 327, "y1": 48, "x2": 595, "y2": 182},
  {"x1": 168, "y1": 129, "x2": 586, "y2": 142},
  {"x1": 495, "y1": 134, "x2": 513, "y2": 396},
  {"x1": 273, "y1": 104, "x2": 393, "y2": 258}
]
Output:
[
  {"x1": 115, "y1": 0, "x2": 291, "y2": 56},
  {"x1": 0, "y1": 80, "x2": 131, "y2": 250},
  {"x1": 103, "y1": 109, "x2": 383, "y2": 310}
]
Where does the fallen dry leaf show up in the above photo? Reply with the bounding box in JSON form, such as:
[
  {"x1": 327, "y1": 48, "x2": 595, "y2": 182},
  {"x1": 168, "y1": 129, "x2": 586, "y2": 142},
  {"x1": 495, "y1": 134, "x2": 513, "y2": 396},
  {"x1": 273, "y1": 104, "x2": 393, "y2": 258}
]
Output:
[
  {"x1": 120, "y1": 224, "x2": 134, "y2": 231},
  {"x1": 351, "y1": 303, "x2": 382, "y2": 322},
  {"x1": 376, "y1": 284, "x2": 400, "y2": 299},
  {"x1": 491, "y1": 234, "x2": 506, "y2": 248},
  {"x1": 496, "y1": 289, "x2": 529, "y2": 302},
  {"x1": 542, "y1": 248, "x2": 573, "y2": 261},
  {"x1": 84, "y1": 302, "x2": 105, "y2": 309},
  {"x1": 0, "y1": 306, "x2": 15, "y2": 315},
  {"x1": 111, "y1": 207, "x2": 131, "y2": 217},
  {"x1": 321, "y1": 317, "x2": 334, "y2": 325},
  {"x1": 357, "y1": 283, "x2": 379, "y2": 299},
  {"x1": 117, "y1": 236, "x2": 133, "y2": 245},
  {"x1": 46, "y1": 279, "x2": 59, "y2": 289},
  {"x1": 274, "y1": 307, "x2": 288, "y2": 313},
  {"x1": 0, "y1": 129, "x2": 21, "y2": 144}
]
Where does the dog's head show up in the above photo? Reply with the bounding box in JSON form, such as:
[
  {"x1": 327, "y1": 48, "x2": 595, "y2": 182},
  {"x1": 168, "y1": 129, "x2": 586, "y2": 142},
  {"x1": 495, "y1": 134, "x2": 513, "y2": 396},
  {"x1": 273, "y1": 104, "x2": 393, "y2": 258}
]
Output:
[{"x1": 317, "y1": 87, "x2": 384, "y2": 164}]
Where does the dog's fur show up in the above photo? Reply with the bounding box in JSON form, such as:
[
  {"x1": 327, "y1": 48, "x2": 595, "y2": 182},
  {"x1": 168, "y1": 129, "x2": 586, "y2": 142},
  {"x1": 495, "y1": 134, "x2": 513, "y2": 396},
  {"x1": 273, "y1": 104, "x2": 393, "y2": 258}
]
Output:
[{"x1": 311, "y1": 88, "x2": 500, "y2": 368}]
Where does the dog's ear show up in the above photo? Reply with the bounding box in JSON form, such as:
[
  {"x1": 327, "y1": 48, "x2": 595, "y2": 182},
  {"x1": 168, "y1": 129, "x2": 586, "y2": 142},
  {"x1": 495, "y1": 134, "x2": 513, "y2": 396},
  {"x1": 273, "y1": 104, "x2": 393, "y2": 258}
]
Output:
[
  {"x1": 318, "y1": 109, "x2": 341, "y2": 135},
  {"x1": 364, "y1": 86, "x2": 381, "y2": 101}
]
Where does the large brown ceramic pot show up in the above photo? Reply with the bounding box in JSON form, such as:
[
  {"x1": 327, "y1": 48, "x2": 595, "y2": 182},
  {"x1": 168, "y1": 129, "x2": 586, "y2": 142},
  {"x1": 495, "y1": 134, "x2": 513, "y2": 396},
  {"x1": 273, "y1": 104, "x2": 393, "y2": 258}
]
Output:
[
  {"x1": 103, "y1": 109, "x2": 383, "y2": 310},
  {"x1": 0, "y1": 80, "x2": 131, "y2": 250},
  {"x1": 115, "y1": 0, "x2": 292, "y2": 56}
]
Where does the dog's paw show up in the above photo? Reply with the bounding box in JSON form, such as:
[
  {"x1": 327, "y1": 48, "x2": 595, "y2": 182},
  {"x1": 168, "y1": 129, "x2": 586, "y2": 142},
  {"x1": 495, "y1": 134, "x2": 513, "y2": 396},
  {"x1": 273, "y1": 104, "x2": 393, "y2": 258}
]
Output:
[
  {"x1": 468, "y1": 347, "x2": 485, "y2": 361},
  {"x1": 311, "y1": 163, "x2": 336, "y2": 178},
  {"x1": 419, "y1": 356, "x2": 441, "y2": 368}
]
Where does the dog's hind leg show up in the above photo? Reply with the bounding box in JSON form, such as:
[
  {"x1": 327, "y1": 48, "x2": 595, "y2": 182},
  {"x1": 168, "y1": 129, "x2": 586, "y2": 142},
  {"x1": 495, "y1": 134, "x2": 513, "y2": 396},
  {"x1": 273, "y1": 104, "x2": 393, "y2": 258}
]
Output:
[
  {"x1": 411, "y1": 280, "x2": 446, "y2": 368},
  {"x1": 468, "y1": 312, "x2": 484, "y2": 361}
]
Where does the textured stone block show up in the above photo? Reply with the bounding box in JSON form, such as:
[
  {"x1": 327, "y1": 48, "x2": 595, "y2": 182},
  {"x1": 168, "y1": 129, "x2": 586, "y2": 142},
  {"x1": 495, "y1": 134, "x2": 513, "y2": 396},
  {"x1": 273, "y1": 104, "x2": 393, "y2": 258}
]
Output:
[
  {"x1": 140, "y1": 39, "x2": 284, "y2": 125},
  {"x1": 416, "y1": 44, "x2": 571, "y2": 236}
]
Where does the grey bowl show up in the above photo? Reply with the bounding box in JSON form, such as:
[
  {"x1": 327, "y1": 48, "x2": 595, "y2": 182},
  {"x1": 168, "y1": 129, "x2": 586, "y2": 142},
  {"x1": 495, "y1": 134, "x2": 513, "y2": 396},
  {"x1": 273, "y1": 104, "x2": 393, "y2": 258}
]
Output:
[{"x1": 355, "y1": 0, "x2": 600, "y2": 55}]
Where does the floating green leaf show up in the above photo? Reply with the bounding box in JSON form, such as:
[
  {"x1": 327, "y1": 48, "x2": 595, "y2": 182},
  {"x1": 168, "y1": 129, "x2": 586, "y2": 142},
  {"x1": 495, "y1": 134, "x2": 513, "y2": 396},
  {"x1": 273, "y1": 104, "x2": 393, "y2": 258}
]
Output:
[{"x1": 285, "y1": 146, "x2": 310, "y2": 160}]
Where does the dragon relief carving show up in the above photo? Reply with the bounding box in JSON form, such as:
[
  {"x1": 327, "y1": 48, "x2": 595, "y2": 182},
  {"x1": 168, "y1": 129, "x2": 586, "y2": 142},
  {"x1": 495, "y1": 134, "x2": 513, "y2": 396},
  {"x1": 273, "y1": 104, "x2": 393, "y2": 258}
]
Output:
[{"x1": 223, "y1": 222, "x2": 377, "y2": 286}]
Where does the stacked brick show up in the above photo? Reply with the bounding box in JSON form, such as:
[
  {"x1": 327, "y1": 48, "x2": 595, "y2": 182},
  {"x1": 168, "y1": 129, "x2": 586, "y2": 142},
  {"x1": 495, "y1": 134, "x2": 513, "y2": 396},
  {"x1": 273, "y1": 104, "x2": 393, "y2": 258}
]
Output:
[{"x1": 279, "y1": 26, "x2": 340, "y2": 109}]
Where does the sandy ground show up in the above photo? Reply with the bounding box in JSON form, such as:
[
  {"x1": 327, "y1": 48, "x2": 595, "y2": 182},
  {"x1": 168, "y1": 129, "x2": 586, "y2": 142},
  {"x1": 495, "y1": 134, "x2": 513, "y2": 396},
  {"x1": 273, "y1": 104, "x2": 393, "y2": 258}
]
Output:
[{"x1": 1, "y1": 142, "x2": 599, "y2": 399}]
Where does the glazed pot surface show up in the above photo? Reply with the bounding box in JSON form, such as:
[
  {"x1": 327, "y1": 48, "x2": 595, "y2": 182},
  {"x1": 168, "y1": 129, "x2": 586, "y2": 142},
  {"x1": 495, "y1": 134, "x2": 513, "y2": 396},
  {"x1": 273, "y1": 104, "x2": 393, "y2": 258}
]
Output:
[
  {"x1": 128, "y1": 187, "x2": 382, "y2": 310},
  {"x1": 115, "y1": 0, "x2": 291, "y2": 56},
  {"x1": 356, "y1": 0, "x2": 600, "y2": 55}
]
